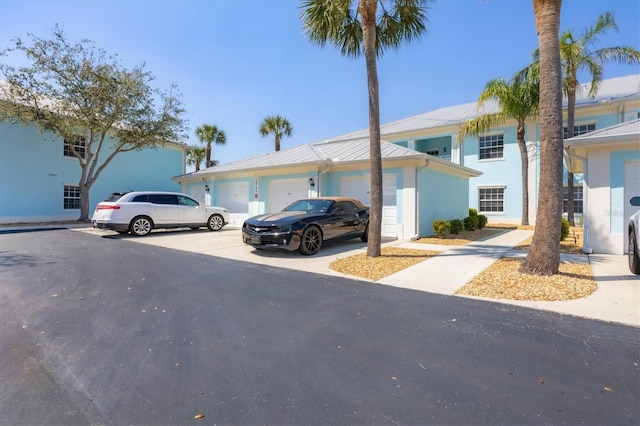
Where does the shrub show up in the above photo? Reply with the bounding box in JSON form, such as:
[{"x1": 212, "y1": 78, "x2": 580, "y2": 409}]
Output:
[
  {"x1": 561, "y1": 217, "x2": 570, "y2": 241},
  {"x1": 463, "y1": 215, "x2": 479, "y2": 231},
  {"x1": 432, "y1": 219, "x2": 451, "y2": 238},
  {"x1": 469, "y1": 208, "x2": 478, "y2": 217},
  {"x1": 478, "y1": 214, "x2": 488, "y2": 229},
  {"x1": 450, "y1": 219, "x2": 463, "y2": 234}
]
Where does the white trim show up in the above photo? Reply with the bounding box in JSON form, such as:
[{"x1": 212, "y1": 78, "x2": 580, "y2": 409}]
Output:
[{"x1": 476, "y1": 184, "x2": 507, "y2": 189}]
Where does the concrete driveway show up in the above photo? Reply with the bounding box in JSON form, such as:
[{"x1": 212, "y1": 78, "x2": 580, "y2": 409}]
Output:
[{"x1": 78, "y1": 226, "x2": 373, "y2": 278}]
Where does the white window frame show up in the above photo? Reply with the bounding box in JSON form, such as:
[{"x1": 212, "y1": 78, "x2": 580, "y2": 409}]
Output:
[
  {"x1": 64, "y1": 135, "x2": 87, "y2": 158},
  {"x1": 64, "y1": 184, "x2": 81, "y2": 210},
  {"x1": 563, "y1": 122, "x2": 596, "y2": 139},
  {"x1": 478, "y1": 133, "x2": 504, "y2": 161},
  {"x1": 478, "y1": 185, "x2": 506, "y2": 214}
]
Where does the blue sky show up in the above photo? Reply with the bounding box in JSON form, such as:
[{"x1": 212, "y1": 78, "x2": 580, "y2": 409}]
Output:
[{"x1": 1, "y1": 0, "x2": 639, "y2": 167}]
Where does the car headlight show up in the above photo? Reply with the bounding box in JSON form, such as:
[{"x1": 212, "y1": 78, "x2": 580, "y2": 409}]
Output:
[{"x1": 275, "y1": 225, "x2": 292, "y2": 233}]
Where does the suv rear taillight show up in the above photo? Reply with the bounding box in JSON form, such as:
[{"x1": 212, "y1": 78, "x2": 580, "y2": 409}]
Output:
[{"x1": 96, "y1": 205, "x2": 121, "y2": 210}]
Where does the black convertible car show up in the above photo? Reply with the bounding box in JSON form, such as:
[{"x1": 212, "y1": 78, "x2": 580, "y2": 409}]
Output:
[{"x1": 242, "y1": 197, "x2": 370, "y2": 255}]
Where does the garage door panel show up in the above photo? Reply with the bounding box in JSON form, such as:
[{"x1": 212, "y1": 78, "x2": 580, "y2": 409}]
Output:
[
  {"x1": 340, "y1": 174, "x2": 397, "y2": 238},
  {"x1": 268, "y1": 179, "x2": 309, "y2": 213},
  {"x1": 340, "y1": 177, "x2": 370, "y2": 205},
  {"x1": 220, "y1": 182, "x2": 249, "y2": 213}
]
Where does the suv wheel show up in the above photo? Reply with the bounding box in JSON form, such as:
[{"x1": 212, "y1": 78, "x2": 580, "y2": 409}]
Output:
[
  {"x1": 629, "y1": 228, "x2": 640, "y2": 274},
  {"x1": 130, "y1": 216, "x2": 153, "y2": 237},
  {"x1": 207, "y1": 214, "x2": 224, "y2": 231}
]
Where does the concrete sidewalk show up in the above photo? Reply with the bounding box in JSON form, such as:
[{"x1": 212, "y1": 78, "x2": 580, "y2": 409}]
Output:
[{"x1": 380, "y1": 230, "x2": 639, "y2": 327}]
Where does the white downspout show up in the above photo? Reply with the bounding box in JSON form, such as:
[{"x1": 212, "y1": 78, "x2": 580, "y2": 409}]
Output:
[
  {"x1": 317, "y1": 160, "x2": 333, "y2": 196},
  {"x1": 410, "y1": 159, "x2": 430, "y2": 240},
  {"x1": 564, "y1": 148, "x2": 591, "y2": 253}
]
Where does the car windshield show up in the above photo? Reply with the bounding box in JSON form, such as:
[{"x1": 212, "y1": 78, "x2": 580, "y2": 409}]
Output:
[{"x1": 283, "y1": 199, "x2": 333, "y2": 213}]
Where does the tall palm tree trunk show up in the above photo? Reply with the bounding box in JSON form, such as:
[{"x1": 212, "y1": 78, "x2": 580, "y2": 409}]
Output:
[
  {"x1": 521, "y1": 0, "x2": 563, "y2": 275},
  {"x1": 516, "y1": 122, "x2": 530, "y2": 226},
  {"x1": 205, "y1": 144, "x2": 211, "y2": 168},
  {"x1": 359, "y1": 0, "x2": 382, "y2": 257},
  {"x1": 566, "y1": 84, "x2": 577, "y2": 226}
]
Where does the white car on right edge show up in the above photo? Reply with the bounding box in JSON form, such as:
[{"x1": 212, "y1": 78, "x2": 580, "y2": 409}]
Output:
[{"x1": 628, "y1": 196, "x2": 640, "y2": 274}]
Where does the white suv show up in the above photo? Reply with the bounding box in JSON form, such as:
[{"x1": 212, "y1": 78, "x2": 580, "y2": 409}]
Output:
[
  {"x1": 92, "y1": 191, "x2": 230, "y2": 237},
  {"x1": 629, "y1": 196, "x2": 640, "y2": 274}
]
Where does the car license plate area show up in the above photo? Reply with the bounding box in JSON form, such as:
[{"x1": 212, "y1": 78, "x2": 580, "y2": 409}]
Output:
[{"x1": 243, "y1": 232, "x2": 261, "y2": 245}]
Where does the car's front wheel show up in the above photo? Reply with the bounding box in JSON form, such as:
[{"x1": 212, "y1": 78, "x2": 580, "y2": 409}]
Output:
[
  {"x1": 207, "y1": 214, "x2": 224, "y2": 231},
  {"x1": 130, "y1": 216, "x2": 153, "y2": 237},
  {"x1": 629, "y1": 228, "x2": 640, "y2": 274},
  {"x1": 299, "y1": 225, "x2": 322, "y2": 255}
]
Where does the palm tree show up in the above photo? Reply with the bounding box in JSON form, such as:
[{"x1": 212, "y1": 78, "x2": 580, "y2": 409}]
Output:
[
  {"x1": 559, "y1": 12, "x2": 640, "y2": 225},
  {"x1": 258, "y1": 115, "x2": 292, "y2": 152},
  {"x1": 186, "y1": 146, "x2": 206, "y2": 171},
  {"x1": 519, "y1": 12, "x2": 640, "y2": 225},
  {"x1": 301, "y1": 0, "x2": 430, "y2": 257},
  {"x1": 520, "y1": 0, "x2": 563, "y2": 276},
  {"x1": 195, "y1": 124, "x2": 226, "y2": 168},
  {"x1": 459, "y1": 71, "x2": 539, "y2": 226}
]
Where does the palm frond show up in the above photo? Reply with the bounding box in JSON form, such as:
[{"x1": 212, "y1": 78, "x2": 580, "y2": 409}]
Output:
[
  {"x1": 593, "y1": 46, "x2": 640, "y2": 65},
  {"x1": 259, "y1": 115, "x2": 292, "y2": 138},
  {"x1": 301, "y1": 0, "x2": 431, "y2": 58},
  {"x1": 458, "y1": 112, "x2": 507, "y2": 138},
  {"x1": 581, "y1": 11, "x2": 618, "y2": 45}
]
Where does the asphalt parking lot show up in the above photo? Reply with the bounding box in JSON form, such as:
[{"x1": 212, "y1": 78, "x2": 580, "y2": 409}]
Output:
[{"x1": 1, "y1": 228, "x2": 638, "y2": 425}]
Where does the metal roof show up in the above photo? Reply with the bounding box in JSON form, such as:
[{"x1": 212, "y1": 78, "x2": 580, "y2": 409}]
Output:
[
  {"x1": 178, "y1": 138, "x2": 445, "y2": 179},
  {"x1": 319, "y1": 74, "x2": 640, "y2": 143}
]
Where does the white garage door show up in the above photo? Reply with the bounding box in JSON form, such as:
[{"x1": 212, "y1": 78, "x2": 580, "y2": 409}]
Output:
[
  {"x1": 219, "y1": 182, "x2": 249, "y2": 213},
  {"x1": 268, "y1": 179, "x2": 309, "y2": 213},
  {"x1": 190, "y1": 186, "x2": 206, "y2": 205},
  {"x1": 340, "y1": 174, "x2": 397, "y2": 238},
  {"x1": 623, "y1": 161, "x2": 640, "y2": 253}
]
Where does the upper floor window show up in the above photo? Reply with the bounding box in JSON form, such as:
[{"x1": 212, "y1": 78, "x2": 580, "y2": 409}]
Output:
[
  {"x1": 563, "y1": 123, "x2": 595, "y2": 139},
  {"x1": 64, "y1": 135, "x2": 86, "y2": 158},
  {"x1": 64, "y1": 185, "x2": 81, "y2": 209},
  {"x1": 479, "y1": 134, "x2": 504, "y2": 160}
]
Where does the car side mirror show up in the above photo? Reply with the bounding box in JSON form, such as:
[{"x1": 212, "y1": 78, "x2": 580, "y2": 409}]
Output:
[{"x1": 631, "y1": 196, "x2": 640, "y2": 207}]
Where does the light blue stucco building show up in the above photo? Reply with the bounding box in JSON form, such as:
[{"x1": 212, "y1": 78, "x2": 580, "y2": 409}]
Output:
[{"x1": 0, "y1": 120, "x2": 185, "y2": 223}]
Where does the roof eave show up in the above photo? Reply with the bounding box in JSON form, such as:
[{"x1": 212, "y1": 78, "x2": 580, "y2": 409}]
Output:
[
  {"x1": 425, "y1": 156, "x2": 483, "y2": 177},
  {"x1": 564, "y1": 132, "x2": 639, "y2": 148}
]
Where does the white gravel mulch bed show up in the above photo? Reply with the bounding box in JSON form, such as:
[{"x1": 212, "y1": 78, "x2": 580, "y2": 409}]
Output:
[
  {"x1": 330, "y1": 225, "x2": 596, "y2": 302},
  {"x1": 455, "y1": 257, "x2": 596, "y2": 301}
]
